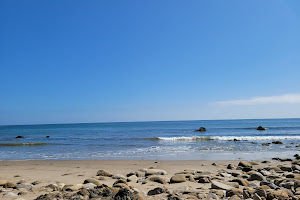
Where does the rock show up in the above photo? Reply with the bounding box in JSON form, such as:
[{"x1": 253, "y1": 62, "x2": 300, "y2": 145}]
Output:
[
  {"x1": 227, "y1": 164, "x2": 235, "y2": 170},
  {"x1": 293, "y1": 165, "x2": 300, "y2": 171},
  {"x1": 261, "y1": 160, "x2": 270, "y2": 163},
  {"x1": 228, "y1": 195, "x2": 241, "y2": 200},
  {"x1": 96, "y1": 169, "x2": 113, "y2": 177},
  {"x1": 83, "y1": 183, "x2": 96, "y2": 189},
  {"x1": 84, "y1": 178, "x2": 102, "y2": 186},
  {"x1": 249, "y1": 161, "x2": 259, "y2": 165},
  {"x1": 272, "y1": 141, "x2": 283, "y2": 144},
  {"x1": 45, "y1": 184, "x2": 57, "y2": 191},
  {"x1": 207, "y1": 192, "x2": 219, "y2": 199},
  {"x1": 292, "y1": 160, "x2": 300, "y2": 165},
  {"x1": 278, "y1": 165, "x2": 292, "y2": 172},
  {"x1": 63, "y1": 184, "x2": 83, "y2": 191},
  {"x1": 242, "y1": 167, "x2": 252, "y2": 172},
  {"x1": 3, "y1": 192, "x2": 18, "y2": 197},
  {"x1": 238, "y1": 161, "x2": 252, "y2": 168},
  {"x1": 147, "y1": 187, "x2": 169, "y2": 196},
  {"x1": 88, "y1": 187, "x2": 115, "y2": 199},
  {"x1": 260, "y1": 181, "x2": 278, "y2": 189},
  {"x1": 280, "y1": 181, "x2": 294, "y2": 189},
  {"x1": 15, "y1": 136, "x2": 24, "y2": 139},
  {"x1": 0, "y1": 180, "x2": 7, "y2": 186},
  {"x1": 211, "y1": 181, "x2": 234, "y2": 190},
  {"x1": 254, "y1": 188, "x2": 267, "y2": 198},
  {"x1": 16, "y1": 183, "x2": 33, "y2": 191},
  {"x1": 248, "y1": 172, "x2": 266, "y2": 181},
  {"x1": 112, "y1": 174, "x2": 126, "y2": 180},
  {"x1": 253, "y1": 193, "x2": 262, "y2": 200},
  {"x1": 173, "y1": 186, "x2": 193, "y2": 194},
  {"x1": 267, "y1": 189, "x2": 289, "y2": 199},
  {"x1": 149, "y1": 176, "x2": 167, "y2": 184},
  {"x1": 231, "y1": 178, "x2": 249, "y2": 186},
  {"x1": 195, "y1": 127, "x2": 206, "y2": 132},
  {"x1": 5, "y1": 182, "x2": 17, "y2": 188},
  {"x1": 226, "y1": 188, "x2": 243, "y2": 197},
  {"x1": 170, "y1": 174, "x2": 187, "y2": 183},
  {"x1": 113, "y1": 179, "x2": 128, "y2": 186},
  {"x1": 262, "y1": 143, "x2": 270, "y2": 146},
  {"x1": 35, "y1": 192, "x2": 63, "y2": 200},
  {"x1": 257, "y1": 126, "x2": 266, "y2": 130},
  {"x1": 127, "y1": 175, "x2": 138, "y2": 182},
  {"x1": 168, "y1": 195, "x2": 183, "y2": 200},
  {"x1": 114, "y1": 188, "x2": 143, "y2": 200},
  {"x1": 113, "y1": 183, "x2": 130, "y2": 189},
  {"x1": 145, "y1": 169, "x2": 167, "y2": 176},
  {"x1": 198, "y1": 177, "x2": 210, "y2": 183},
  {"x1": 46, "y1": 136, "x2": 50, "y2": 138}
]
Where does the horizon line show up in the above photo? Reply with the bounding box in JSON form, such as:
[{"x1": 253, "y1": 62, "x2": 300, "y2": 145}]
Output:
[{"x1": 1, "y1": 117, "x2": 299, "y2": 127}]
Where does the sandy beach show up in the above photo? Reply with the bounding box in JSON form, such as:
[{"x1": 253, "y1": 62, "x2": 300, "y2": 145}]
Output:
[{"x1": 1, "y1": 158, "x2": 300, "y2": 199}]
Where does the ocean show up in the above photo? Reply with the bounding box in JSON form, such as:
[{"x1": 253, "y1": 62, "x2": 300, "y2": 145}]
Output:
[{"x1": 0, "y1": 118, "x2": 299, "y2": 161}]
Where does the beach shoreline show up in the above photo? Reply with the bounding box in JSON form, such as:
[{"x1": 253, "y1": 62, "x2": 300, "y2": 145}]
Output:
[{"x1": 1, "y1": 158, "x2": 300, "y2": 199}]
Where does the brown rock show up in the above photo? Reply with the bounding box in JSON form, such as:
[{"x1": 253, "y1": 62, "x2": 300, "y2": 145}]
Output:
[
  {"x1": 149, "y1": 176, "x2": 167, "y2": 184},
  {"x1": 238, "y1": 161, "x2": 252, "y2": 168},
  {"x1": 4, "y1": 182, "x2": 17, "y2": 188},
  {"x1": 170, "y1": 174, "x2": 187, "y2": 183},
  {"x1": 226, "y1": 188, "x2": 243, "y2": 197},
  {"x1": 83, "y1": 178, "x2": 102, "y2": 186},
  {"x1": 96, "y1": 169, "x2": 113, "y2": 177}
]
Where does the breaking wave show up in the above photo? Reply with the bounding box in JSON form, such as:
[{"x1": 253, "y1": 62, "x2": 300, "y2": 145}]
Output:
[{"x1": 153, "y1": 136, "x2": 300, "y2": 141}]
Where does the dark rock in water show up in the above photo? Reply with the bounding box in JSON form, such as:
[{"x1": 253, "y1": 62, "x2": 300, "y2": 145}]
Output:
[
  {"x1": 233, "y1": 138, "x2": 240, "y2": 142},
  {"x1": 272, "y1": 141, "x2": 283, "y2": 144},
  {"x1": 294, "y1": 154, "x2": 300, "y2": 159},
  {"x1": 257, "y1": 126, "x2": 266, "y2": 130},
  {"x1": 46, "y1": 136, "x2": 50, "y2": 138},
  {"x1": 15, "y1": 136, "x2": 24, "y2": 139},
  {"x1": 194, "y1": 127, "x2": 206, "y2": 132},
  {"x1": 262, "y1": 143, "x2": 270, "y2": 146}
]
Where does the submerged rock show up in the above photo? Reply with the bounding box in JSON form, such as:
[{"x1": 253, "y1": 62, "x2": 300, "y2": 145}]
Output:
[
  {"x1": 15, "y1": 136, "x2": 24, "y2": 139},
  {"x1": 272, "y1": 141, "x2": 283, "y2": 144}
]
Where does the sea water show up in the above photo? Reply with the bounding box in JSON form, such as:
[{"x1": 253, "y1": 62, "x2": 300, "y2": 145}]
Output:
[{"x1": 0, "y1": 118, "x2": 299, "y2": 160}]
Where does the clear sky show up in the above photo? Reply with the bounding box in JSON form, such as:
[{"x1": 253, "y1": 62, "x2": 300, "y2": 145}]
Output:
[{"x1": 1, "y1": 0, "x2": 300, "y2": 125}]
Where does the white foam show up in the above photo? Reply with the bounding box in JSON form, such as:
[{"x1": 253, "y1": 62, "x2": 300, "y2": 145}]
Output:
[{"x1": 157, "y1": 135, "x2": 300, "y2": 141}]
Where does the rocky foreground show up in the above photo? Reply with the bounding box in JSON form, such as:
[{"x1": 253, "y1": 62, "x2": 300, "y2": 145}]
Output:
[{"x1": 1, "y1": 158, "x2": 300, "y2": 199}]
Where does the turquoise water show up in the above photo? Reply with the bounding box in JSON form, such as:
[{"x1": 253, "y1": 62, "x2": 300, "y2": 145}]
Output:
[{"x1": 0, "y1": 118, "x2": 299, "y2": 160}]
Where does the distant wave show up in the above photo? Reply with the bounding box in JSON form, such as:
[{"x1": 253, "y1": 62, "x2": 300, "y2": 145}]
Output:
[
  {"x1": 146, "y1": 136, "x2": 300, "y2": 141},
  {"x1": 0, "y1": 143, "x2": 49, "y2": 146}
]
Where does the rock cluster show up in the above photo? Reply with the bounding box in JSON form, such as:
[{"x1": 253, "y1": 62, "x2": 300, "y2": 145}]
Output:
[{"x1": 2, "y1": 158, "x2": 300, "y2": 199}]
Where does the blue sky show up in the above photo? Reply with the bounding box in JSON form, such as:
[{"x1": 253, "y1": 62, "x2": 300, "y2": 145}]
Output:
[{"x1": 0, "y1": 0, "x2": 300, "y2": 125}]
